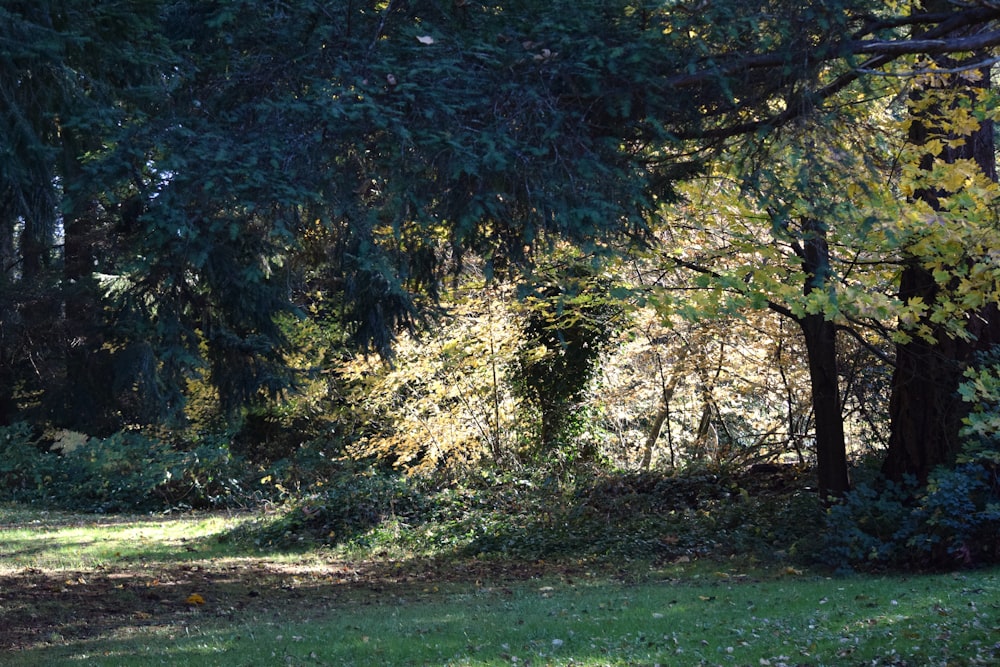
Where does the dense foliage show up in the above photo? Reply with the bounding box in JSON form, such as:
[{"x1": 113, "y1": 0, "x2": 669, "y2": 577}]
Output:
[{"x1": 3, "y1": 1, "x2": 1000, "y2": 569}]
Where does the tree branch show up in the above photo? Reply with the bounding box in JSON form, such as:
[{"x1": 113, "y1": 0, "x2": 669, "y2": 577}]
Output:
[
  {"x1": 669, "y1": 256, "x2": 798, "y2": 320},
  {"x1": 665, "y1": 8, "x2": 1000, "y2": 90},
  {"x1": 854, "y1": 29, "x2": 1000, "y2": 57},
  {"x1": 664, "y1": 6, "x2": 1000, "y2": 140},
  {"x1": 836, "y1": 321, "x2": 897, "y2": 368},
  {"x1": 856, "y1": 55, "x2": 1000, "y2": 77}
]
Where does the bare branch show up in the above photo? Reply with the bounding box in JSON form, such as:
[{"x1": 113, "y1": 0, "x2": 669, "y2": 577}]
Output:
[
  {"x1": 836, "y1": 321, "x2": 897, "y2": 368},
  {"x1": 856, "y1": 55, "x2": 1000, "y2": 77},
  {"x1": 854, "y1": 29, "x2": 1000, "y2": 57}
]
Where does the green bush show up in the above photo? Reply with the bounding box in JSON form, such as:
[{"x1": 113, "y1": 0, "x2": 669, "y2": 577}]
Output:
[
  {"x1": 823, "y1": 464, "x2": 1000, "y2": 570},
  {"x1": 0, "y1": 423, "x2": 254, "y2": 512},
  {"x1": 243, "y1": 467, "x2": 430, "y2": 549},
  {"x1": 157, "y1": 439, "x2": 261, "y2": 509},
  {"x1": 59, "y1": 431, "x2": 185, "y2": 511},
  {"x1": 0, "y1": 423, "x2": 56, "y2": 501},
  {"x1": 821, "y1": 477, "x2": 921, "y2": 569},
  {"x1": 824, "y1": 349, "x2": 1000, "y2": 570}
]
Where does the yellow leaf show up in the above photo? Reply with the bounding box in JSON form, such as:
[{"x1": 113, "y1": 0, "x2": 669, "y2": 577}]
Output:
[
  {"x1": 922, "y1": 138, "x2": 943, "y2": 157},
  {"x1": 939, "y1": 165, "x2": 969, "y2": 192},
  {"x1": 186, "y1": 593, "x2": 206, "y2": 605}
]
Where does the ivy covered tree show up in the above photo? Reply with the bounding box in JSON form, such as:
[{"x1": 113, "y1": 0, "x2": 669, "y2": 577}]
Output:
[{"x1": 512, "y1": 258, "x2": 627, "y2": 459}]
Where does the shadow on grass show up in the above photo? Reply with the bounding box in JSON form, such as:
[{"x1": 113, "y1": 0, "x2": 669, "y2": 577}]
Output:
[
  {"x1": 10, "y1": 562, "x2": 1000, "y2": 667},
  {"x1": 0, "y1": 548, "x2": 589, "y2": 657},
  {"x1": 1, "y1": 554, "x2": 680, "y2": 666},
  {"x1": 0, "y1": 503, "x2": 248, "y2": 530}
]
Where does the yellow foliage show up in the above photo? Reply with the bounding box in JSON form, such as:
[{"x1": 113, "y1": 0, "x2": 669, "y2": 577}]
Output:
[{"x1": 342, "y1": 284, "x2": 525, "y2": 474}]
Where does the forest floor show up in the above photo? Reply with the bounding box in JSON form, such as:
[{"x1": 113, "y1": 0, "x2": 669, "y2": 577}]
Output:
[
  {"x1": 1, "y1": 505, "x2": 646, "y2": 657},
  {"x1": 3, "y1": 474, "x2": 999, "y2": 666},
  {"x1": 0, "y1": 546, "x2": 576, "y2": 653}
]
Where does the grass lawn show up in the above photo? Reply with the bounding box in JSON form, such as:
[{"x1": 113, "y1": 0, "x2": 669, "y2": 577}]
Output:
[{"x1": 1, "y1": 504, "x2": 998, "y2": 666}]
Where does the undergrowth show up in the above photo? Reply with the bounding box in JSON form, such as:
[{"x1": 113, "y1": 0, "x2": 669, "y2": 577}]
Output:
[
  {"x1": 228, "y1": 465, "x2": 825, "y2": 565},
  {"x1": 5, "y1": 417, "x2": 997, "y2": 571}
]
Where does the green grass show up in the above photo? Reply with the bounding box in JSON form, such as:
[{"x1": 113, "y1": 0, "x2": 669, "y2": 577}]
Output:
[
  {"x1": 0, "y1": 504, "x2": 253, "y2": 571},
  {"x1": 11, "y1": 565, "x2": 1000, "y2": 666},
  {"x1": 2, "y1": 504, "x2": 999, "y2": 666}
]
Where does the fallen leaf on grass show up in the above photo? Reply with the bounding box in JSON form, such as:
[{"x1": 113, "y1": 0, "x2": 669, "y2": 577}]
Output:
[{"x1": 186, "y1": 593, "x2": 205, "y2": 605}]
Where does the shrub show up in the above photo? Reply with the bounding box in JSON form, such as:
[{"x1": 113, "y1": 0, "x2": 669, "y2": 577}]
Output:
[
  {"x1": 823, "y1": 349, "x2": 1000, "y2": 570},
  {"x1": 0, "y1": 423, "x2": 55, "y2": 502},
  {"x1": 0, "y1": 423, "x2": 254, "y2": 512},
  {"x1": 823, "y1": 464, "x2": 1000, "y2": 570},
  {"x1": 242, "y1": 467, "x2": 430, "y2": 549},
  {"x1": 821, "y1": 477, "x2": 922, "y2": 570}
]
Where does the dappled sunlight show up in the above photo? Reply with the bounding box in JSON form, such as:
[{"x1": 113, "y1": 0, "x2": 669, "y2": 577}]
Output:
[
  {"x1": 0, "y1": 508, "x2": 257, "y2": 574},
  {"x1": 4, "y1": 3, "x2": 1000, "y2": 665}
]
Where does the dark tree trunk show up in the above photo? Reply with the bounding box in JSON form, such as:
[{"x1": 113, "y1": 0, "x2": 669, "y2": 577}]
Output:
[
  {"x1": 882, "y1": 297, "x2": 1000, "y2": 482},
  {"x1": 883, "y1": 11, "x2": 999, "y2": 482},
  {"x1": 796, "y1": 218, "x2": 849, "y2": 498},
  {"x1": 61, "y1": 201, "x2": 103, "y2": 426},
  {"x1": 19, "y1": 194, "x2": 52, "y2": 283},
  {"x1": 0, "y1": 199, "x2": 16, "y2": 425},
  {"x1": 799, "y1": 311, "x2": 849, "y2": 497}
]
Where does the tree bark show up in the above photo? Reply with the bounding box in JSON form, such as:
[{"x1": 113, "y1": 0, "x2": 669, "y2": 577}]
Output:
[
  {"x1": 640, "y1": 406, "x2": 668, "y2": 471},
  {"x1": 0, "y1": 195, "x2": 18, "y2": 425},
  {"x1": 796, "y1": 218, "x2": 850, "y2": 498},
  {"x1": 884, "y1": 288, "x2": 1000, "y2": 482},
  {"x1": 799, "y1": 311, "x2": 849, "y2": 497},
  {"x1": 59, "y1": 129, "x2": 108, "y2": 432},
  {"x1": 883, "y1": 5, "x2": 1000, "y2": 482}
]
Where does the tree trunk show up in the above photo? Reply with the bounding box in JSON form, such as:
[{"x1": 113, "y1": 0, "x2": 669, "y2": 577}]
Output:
[
  {"x1": 798, "y1": 312, "x2": 849, "y2": 497},
  {"x1": 0, "y1": 196, "x2": 17, "y2": 425},
  {"x1": 883, "y1": 14, "x2": 1000, "y2": 482},
  {"x1": 884, "y1": 300, "x2": 971, "y2": 482},
  {"x1": 796, "y1": 218, "x2": 849, "y2": 498},
  {"x1": 640, "y1": 365, "x2": 683, "y2": 470},
  {"x1": 640, "y1": 406, "x2": 668, "y2": 471}
]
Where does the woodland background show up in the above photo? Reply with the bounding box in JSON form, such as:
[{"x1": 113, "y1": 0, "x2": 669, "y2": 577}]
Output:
[{"x1": 3, "y1": 0, "x2": 1000, "y2": 569}]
